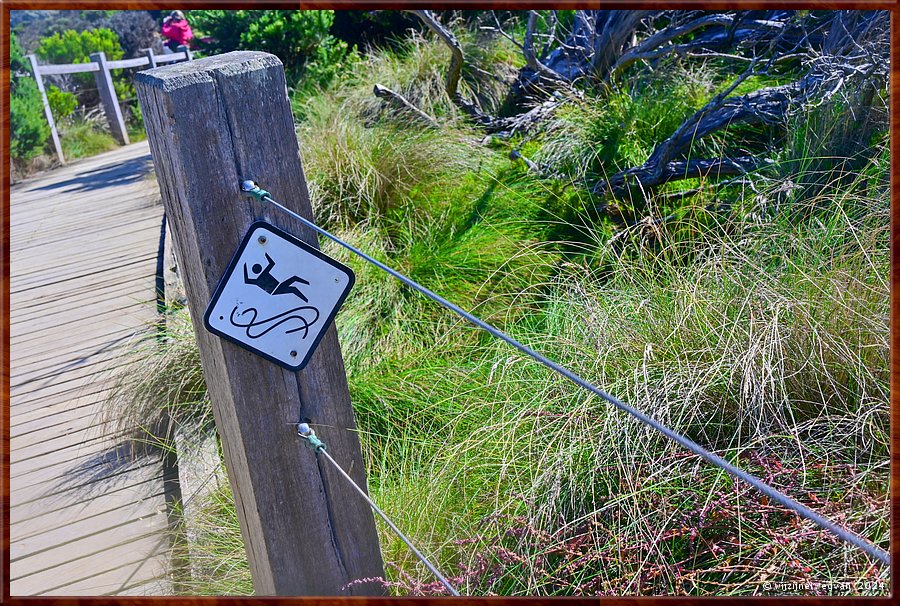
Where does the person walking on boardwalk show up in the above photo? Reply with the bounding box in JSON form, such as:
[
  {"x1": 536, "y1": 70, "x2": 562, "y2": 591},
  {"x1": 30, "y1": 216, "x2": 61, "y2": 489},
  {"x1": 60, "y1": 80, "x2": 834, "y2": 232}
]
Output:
[{"x1": 161, "y1": 10, "x2": 193, "y2": 52}]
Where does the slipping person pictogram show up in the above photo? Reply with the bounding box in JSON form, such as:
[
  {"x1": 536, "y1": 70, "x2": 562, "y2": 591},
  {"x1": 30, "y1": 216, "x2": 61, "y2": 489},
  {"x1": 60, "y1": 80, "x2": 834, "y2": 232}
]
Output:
[{"x1": 243, "y1": 253, "x2": 310, "y2": 302}]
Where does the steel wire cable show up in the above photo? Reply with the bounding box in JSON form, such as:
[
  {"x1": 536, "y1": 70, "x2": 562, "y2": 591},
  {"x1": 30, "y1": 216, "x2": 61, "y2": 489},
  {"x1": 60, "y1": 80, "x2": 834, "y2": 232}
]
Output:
[
  {"x1": 243, "y1": 182, "x2": 890, "y2": 567},
  {"x1": 296, "y1": 423, "x2": 460, "y2": 596}
]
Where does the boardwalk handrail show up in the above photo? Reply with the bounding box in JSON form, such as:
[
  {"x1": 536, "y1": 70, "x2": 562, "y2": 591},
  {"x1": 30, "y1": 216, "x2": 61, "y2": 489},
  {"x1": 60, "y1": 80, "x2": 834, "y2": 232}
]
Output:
[
  {"x1": 38, "y1": 52, "x2": 189, "y2": 75},
  {"x1": 26, "y1": 46, "x2": 193, "y2": 164},
  {"x1": 36, "y1": 62, "x2": 101, "y2": 75}
]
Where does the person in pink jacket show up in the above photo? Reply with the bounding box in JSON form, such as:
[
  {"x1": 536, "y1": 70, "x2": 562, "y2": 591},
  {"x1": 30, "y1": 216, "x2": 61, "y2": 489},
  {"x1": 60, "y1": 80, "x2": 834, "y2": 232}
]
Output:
[{"x1": 161, "y1": 10, "x2": 193, "y2": 52}]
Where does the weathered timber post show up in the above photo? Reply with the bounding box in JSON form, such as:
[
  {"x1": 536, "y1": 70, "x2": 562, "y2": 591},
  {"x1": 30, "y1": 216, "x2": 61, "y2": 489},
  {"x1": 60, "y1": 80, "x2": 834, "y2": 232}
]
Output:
[
  {"x1": 177, "y1": 44, "x2": 194, "y2": 61},
  {"x1": 90, "y1": 51, "x2": 129, "y2": 145},
  {"x1": 143, "y1": 47, "x2": 159, "y2": 69},
  {"x1": 25, "y1": 54, "x2": 64, "y2": 164},
  {"x1": 135, "y1": 52, "x2": 385, "y2": 596}
]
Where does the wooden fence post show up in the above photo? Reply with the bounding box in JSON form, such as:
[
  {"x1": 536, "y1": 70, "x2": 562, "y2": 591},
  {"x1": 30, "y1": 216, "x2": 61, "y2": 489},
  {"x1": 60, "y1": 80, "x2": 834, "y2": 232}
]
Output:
[
  {"x1": 176, "y1": 44, "x2": 194, "y2": 61},
  {"x1": 25, "y1": 54, "x2": 64, "y2": 164},
  {"x1": 135, "y1": 51, "x2": 386, "y2": 596},
  {"x1": 143, "y1": 47, "x2": 159, "y2": 69},
  {"x1": 90, "y1": 51, "x2": 129, "y2": 145}
]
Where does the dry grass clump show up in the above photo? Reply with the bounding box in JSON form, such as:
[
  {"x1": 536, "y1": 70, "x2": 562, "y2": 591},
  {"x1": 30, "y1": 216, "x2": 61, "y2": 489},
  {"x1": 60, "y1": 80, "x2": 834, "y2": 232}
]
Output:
[{"x1": 102, "y1": 308, "x2": 210, "y2": 452}]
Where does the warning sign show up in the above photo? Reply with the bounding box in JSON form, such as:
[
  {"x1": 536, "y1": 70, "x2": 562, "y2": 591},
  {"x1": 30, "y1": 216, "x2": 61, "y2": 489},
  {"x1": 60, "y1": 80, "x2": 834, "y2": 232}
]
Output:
[{"x1": 204, "y1": 221, "x2": 354, "y2": 371}]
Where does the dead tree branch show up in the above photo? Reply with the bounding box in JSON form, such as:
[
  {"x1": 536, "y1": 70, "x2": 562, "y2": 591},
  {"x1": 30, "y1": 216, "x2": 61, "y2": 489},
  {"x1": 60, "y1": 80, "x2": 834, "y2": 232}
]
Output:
[
  {"x1": 410, "y1": 10, "x2": 464, "y2": 100},
  {"x1": 408, "y1": 10, "x2": 567, "y2": 135},
  {"x1": 596, "y1": 157, "x2": 770, "y2": 198},
  {"x1": 409, "y1": 9, "x2": 511, "y2": 129},
  {"x1": 590, "y1": 10, "x2": 888, "y2": 199},
  {"x1": 373, "y1": 84, "x2": 440, "y2": 128},
  {"x1": 524, "y1": 11, "x2": 568, "y2": 85}
]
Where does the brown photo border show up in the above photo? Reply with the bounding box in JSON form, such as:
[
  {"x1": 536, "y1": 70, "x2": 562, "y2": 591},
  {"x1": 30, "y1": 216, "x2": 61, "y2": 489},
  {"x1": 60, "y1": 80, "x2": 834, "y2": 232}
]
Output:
[{"x1": 1, "y1": 1, "x2": 896, "y2": 603}]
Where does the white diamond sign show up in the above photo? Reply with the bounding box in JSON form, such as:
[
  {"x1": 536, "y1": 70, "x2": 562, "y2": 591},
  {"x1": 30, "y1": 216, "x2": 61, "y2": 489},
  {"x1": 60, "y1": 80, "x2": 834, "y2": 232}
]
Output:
[{"x1": 203, "y1": 221, "x2": 354, "y2": 371}]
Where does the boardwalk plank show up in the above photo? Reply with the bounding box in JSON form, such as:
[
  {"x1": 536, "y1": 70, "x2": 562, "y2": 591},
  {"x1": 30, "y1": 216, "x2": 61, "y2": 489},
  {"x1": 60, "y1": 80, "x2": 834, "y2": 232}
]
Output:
[
  {"x1": 12, "y1": 257, "x2": 157, "y2": 293},
  {"x1": 12, "y1": 487, "x2": 167, "y2": 544},
  {"x1": 11, "y1": 292, "x2": 156, "y2": 330},
  {"x1": 10, "y1": 443, "x2": 138, "y2": 492},
  {"x1": 11, "y1": 282, "x2": 151, "y2": 323},
  {"x1": 11, "y1": 498, "x2": 166, "y2": 561},
  {"x1": 11, "y1": 469, "x2": 168, "y2": 530},
  {"x1": 15, "y1": 533, "x2": 170, "y2": 596},
  {"x1": 11, "y1": 372, "x2": 116, "y2": 413},
  {"x1": 10, "y1": 141, "x2": 173, "y2": 596},
  {"x1": 11, "y1": 510, "x2": 169, "y2": 573},
  {"x1": 38, "y1": 557, "x2": 170, "y2": 596},
  {"x1": 10, "y1": 212, "x2": 161, "y2": 254},
  {"x1": 11, "y1": 326, "x2": 153, "y2": 382}
]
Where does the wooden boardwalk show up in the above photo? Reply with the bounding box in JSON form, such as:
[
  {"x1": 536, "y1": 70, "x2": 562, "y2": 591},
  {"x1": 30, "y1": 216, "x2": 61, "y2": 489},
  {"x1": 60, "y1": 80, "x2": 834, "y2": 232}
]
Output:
[{"x1": 9, "y1": 142, "x2": 173, "y2": 596}]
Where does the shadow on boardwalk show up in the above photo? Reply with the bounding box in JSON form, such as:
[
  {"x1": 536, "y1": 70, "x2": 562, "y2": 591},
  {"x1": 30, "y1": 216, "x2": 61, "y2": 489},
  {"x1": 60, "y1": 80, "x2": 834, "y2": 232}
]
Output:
[{"x1": 29, "y1": 154, "x2": 153, "y2": 194}]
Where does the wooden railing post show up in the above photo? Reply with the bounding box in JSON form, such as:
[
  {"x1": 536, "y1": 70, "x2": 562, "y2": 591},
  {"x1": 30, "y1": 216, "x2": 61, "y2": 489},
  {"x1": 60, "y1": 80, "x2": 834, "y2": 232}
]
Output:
[
  {"x1": 176, "y1": 44, "x2": 194, "y2": 61},
  {"x1": 143, "y1": 47, "x2": 159, "y2": 69},
  {"x1": 135, "y1": 51, "x2": 385, "y2": 596},
  {"x1": 90, "y1": 51, "x2": 129, "y2": 145},
  {"x1": 25, "y1": 54, "x2": 64, "y2": 164}
]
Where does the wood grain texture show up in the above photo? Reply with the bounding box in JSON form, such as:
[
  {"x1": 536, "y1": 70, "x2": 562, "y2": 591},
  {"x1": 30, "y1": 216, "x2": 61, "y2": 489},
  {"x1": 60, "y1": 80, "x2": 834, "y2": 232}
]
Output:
[{"x1": 135, "y1": 51, "x2": 385, "y2": 596}]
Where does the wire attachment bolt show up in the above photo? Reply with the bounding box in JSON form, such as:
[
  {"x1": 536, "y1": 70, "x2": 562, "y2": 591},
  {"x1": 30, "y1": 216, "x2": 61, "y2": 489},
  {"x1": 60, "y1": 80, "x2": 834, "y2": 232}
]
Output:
[
  {"x1": 297, "y1": 422, "x2": 327, "y2": 453},
  {"x1": 240, "y1": 179, "x2": 270, "y2": 202}
]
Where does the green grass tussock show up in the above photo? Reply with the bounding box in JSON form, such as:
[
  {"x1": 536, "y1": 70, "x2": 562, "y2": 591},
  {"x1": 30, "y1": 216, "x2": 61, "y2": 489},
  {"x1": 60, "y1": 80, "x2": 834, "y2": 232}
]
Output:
[
  {"x1": 172, "y1": 483, "x2": 254, "y2": 596},
  {"x1": 102, "y1": 308, "x2": 212, "y2": 452},
  {"x1": 59, "y1": 117, "x2": 120, "y2": 160},
  {"x1": 299, "y1": 100, "x2": 480, "y2": 230},
  {"x1": 360, "y1": 182, "x2": 888, "y2": 596}
]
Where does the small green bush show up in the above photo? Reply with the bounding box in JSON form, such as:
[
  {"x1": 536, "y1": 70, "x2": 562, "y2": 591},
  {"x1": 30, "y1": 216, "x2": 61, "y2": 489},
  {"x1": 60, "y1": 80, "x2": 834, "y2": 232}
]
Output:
[
  {"x1": 10, "y1": 32, "x2": 49, "y2": 162},
  {"x1": 36, "y1": 27, "x2": 124, "y2": 64},
  {"x1": 46, "y1": 85, "x2": 78, "y2": 120},
  {"x1": 35, "y1": 26, "x2": 145, "y2": 140},
  {"x1": 36, "y1": 27, "x2": 130, "y2": 106},
  {"x1": 188, "y1": 10, "x2": 350, "y2": 89}
]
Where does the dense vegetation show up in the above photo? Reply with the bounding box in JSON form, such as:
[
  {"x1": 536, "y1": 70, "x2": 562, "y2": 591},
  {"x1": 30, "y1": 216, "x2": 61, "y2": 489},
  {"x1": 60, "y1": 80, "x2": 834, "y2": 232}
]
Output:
[
  {"x1": 9, "y1": 9, "x2": 385, "y2": 172},
  {"x1": 10, "y1": 11, "x2": 161, "y2": 172},
  {"x1": 10, "y1": 31, "x2": 50, "y2": 163},
  {"x1": 98, "y1": 10, "x2": 889, "y2": 597},
  {"x1": 187, "y1": 10, "x2": 352, "y2": 93}
]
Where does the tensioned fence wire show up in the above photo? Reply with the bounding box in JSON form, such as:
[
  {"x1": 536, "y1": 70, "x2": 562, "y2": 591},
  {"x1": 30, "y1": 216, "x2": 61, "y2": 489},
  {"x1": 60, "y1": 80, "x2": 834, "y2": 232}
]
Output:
[
  {"x1": 241, "y1": 181, "x2": 890, "y2": 570},
  {"x1": 296, "y1": 423, "x2": 460, "y2": 596}
]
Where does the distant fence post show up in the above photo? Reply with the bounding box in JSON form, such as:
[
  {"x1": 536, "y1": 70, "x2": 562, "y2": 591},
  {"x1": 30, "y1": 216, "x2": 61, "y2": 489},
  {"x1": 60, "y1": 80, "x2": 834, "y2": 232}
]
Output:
[
  {"x1": 135, "y1": 51, "x2": 385, "y2": 596},
  {"x1": 89, "y1": 51, "x2": 129, "y2": 145},
  {"x1": 25, "y1": 54, "x2": 65, "y2": 164},
  {"x1": 143, "y1": 47, "x2": 159, "y2": 69},
  {"x1": 176, "y1": 44, "x2": 194, "y2": 61}
]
